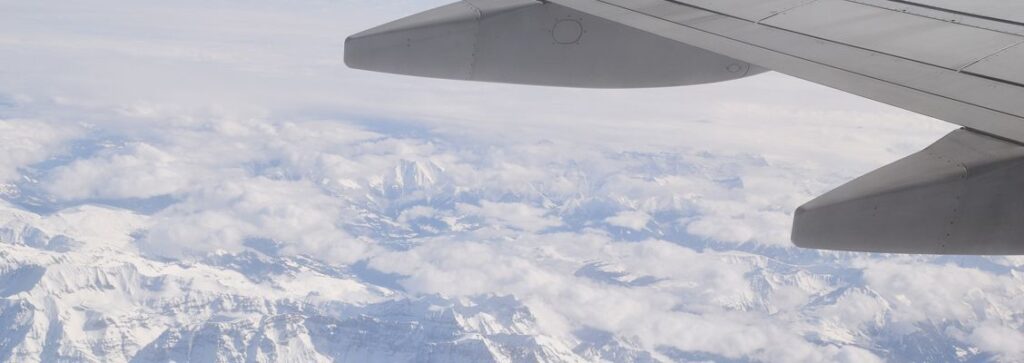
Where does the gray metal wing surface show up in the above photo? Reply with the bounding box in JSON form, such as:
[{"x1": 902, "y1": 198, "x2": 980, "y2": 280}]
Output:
[
  {"x1": 346, "y1": 0, "x2": 1024, "y2": 254},
  {"x1": 548, "y1": 0, "x2": 1024, "y2": 142}
]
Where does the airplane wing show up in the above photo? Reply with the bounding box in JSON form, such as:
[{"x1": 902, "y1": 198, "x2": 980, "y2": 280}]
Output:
[
  {"x1": 345, "y1": 0, "x2": 1024, "y2": 255},
  {"x1": 548, "y1": 0, "x2": 1024, "y2": 142}
]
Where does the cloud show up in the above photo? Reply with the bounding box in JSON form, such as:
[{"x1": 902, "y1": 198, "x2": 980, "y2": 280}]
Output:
[
  {"x1": 968, "y1": 323, "x2": 1024, "y2": 362},
  {"x1": 0, "y1": 118, "x2": 73, "y2": 184},
  {"x1": 44, "y1": 142, "x2": 188, "y2": 201},
  {"x1": 141, "y1": 176, "x2": 375, "y2": 264},
  {"x1": 0, "y1": 0, "x2": 1016, "y2": 362},
  {"x1": 457, "y1": 201, "x2": 562, "y2": 232},
  {"x1": 605, "y1": 210, "x2": 650, "y2": 231},
  {"x1": 862, "y1": 260, "x2": 1024, "y2": 324}
]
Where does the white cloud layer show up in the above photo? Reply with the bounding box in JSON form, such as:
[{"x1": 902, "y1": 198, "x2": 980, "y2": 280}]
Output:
[
  {"x1": 44, "y1": 143, "x2": 188, "y2": 201},
  {"x1": 0, "y1": 1, "x2": 1017, "y2": 362}
]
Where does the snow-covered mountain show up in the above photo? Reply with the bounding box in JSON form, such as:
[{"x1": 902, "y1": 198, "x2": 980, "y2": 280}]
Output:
[
  {"x1": 1, "y1": 162, "x2": 1021, "y2": 362},
  {"x1": 0, "y1": 201, "x2": 654, "y2": 363},
  {"x1": 3, "y1": 0, "x2": 1024, "y2": 361}
]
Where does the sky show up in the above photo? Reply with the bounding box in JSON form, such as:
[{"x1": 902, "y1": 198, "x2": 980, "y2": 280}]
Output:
[{"x1": 3, "y1": 0, "x2": 1024, "y2": 362}]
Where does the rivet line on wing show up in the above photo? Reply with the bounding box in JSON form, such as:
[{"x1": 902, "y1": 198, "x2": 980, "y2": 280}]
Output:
[
  {"x1": 958, "y1": 39, "x2": 1024, "y2": 73},
  {"x1": 755, "y1": 0, "x2": 820, "y2": 25},
  {"x1": 463, "y1": 1, "x2": 485, "y2": 80}
]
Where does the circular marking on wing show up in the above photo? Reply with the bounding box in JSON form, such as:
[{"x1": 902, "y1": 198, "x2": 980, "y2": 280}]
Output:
[
  {"x1": 726, "y1": 63, "x2": 744, "y2": 73},
  {"x1": 552, "y1": 19, "x2": 583, "y2": 45}
]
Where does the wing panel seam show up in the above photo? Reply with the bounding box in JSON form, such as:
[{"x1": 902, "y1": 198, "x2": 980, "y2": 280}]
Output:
[
  {"x1": 660, "y1": 0, "x2": 1023, "y2": 76},
  {"x1": 755, "y1": 0, "x2": 820, "y2": 24},
  {"x1": 958, "y1": 40, "x2": 1024, "y2": 72},
  {"x1": 887, "y1": 0, "x2": 1024, "y2": 28},
  {"x1": 846, "y1": 0, "x2": 1024, "y2": 37},
  {"x1": 557, "y1": 0, "x2": 1024, "y2": 124}
]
